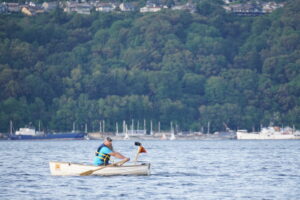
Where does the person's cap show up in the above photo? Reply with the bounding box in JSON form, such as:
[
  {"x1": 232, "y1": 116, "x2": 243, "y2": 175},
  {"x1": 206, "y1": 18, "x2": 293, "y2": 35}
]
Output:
[{"x1": 106, "y1": 137, "x2": 112, "y2": 142}]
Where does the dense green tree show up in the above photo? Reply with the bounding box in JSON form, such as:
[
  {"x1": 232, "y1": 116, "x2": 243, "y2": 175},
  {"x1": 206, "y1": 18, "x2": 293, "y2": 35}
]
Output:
[
  {"x1": 0, "y1": 0, "x2": 300, "y2": 133},
  {"x1": 204, "y1": 76, "x2": 227, "y2": 105}
]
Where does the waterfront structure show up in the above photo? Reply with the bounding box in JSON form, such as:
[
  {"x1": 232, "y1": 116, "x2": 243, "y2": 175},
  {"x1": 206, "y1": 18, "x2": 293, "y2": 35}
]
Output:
[{"x1": 237, "y1": 126, "x2": 300, "y2": 140}]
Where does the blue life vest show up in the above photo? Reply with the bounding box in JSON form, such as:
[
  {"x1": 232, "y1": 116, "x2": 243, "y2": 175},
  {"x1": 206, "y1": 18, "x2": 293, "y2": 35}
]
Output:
[{"x1": 95, "y1": 144, "x2": 111, "y2": 165}]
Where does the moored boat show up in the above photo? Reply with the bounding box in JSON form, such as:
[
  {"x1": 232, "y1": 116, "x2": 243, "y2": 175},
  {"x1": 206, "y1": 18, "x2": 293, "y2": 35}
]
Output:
[
  {"x1": 237, "y1": 126, "x2": 300, "y2": 140},
  {"x1": 9, "y1": 127, "x2": 86, "y2": 140},
  {"x1": 170, "y1": 132, "x2": 176, "y2": 140},
  {"x1": 49, "y1": 161, "x2": 150, "y2": 176}
]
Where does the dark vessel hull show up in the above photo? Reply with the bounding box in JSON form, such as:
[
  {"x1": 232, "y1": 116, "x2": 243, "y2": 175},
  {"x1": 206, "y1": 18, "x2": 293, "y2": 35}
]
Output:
[{"x1": 9, "y1": 132, "x2": 86, "y2": 140}]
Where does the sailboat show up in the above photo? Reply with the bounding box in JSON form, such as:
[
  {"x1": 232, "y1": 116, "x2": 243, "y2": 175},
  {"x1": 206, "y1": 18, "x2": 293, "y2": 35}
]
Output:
[
  {"x1": 169, "y1": 121, "x2": 176, "y2": 140},
  {"x1": 170, "y1": 132, "x2": 176, "y2": 140},
  {"x1": 124, "y1": 124, "x2": 130, "y2": 140},
  {"x1": 124, "y1": 132, "x2": 130, "y2": 140},
  {"x1": 160, "y1": 133, "x2": 167, "y2": 140}
]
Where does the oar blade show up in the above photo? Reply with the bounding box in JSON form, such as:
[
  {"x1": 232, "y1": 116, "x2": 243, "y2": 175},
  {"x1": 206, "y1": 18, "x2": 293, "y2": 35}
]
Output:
[{"x1": 80, "y1": 170, "x2": 95, "y2": 176}]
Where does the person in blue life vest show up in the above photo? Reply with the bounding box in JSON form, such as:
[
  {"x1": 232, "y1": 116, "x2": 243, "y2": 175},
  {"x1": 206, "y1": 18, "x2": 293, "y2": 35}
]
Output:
[{"x1": 93, "y1": 137, "x2": 130, "y2": 166}]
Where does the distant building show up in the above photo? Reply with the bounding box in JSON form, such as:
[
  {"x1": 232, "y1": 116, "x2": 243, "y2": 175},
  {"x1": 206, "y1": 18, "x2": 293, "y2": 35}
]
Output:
[
  {"x1": 223, "y1": 1, "x2": 284, "y2": 16},
  {"x1": 95, "y1": 3, "x2": 117, "y2": 12},
  {"x1": 0, "y1": 3, "x2": 8, "y2": 14},
  {"x1": 21, "y1": 6, "x2": 33, "y2": 16},
  {"x1": 76, "y1": 3, "x2": 92, "y2": 15},
  {"x1": 262, "y1": 2, "x2": 284, "y2": 13},
  {"x1": 223, "y1": 0, "x2": 236, "y2": 4},
  {"x1": 6, "y1": 3, "x2": 21, "y2": 13},
  {"x1": 119, "y1": 2, "x2": 136, "y2": 12},
  {"x1": 42, "y1": 2, "x2": 58, "y2": 12},
  {"x1": 21, "y1": 5, "x2": 44, "y2": 16},
  {"x1": 224, "y1": 3, "x2": 263, "y2": 16},
  {"x1": 64, "y1": 2, "x2": 92, "y2": 15},
  {"x1": 28, "y1": 2, "x2": 36, "y2": 7},
  {"x1": 140, "y1": 1, "x2": 162, "y2": 13},
  {"x1": 171, "y1": 3, "x2": 196, "y2": 13}
]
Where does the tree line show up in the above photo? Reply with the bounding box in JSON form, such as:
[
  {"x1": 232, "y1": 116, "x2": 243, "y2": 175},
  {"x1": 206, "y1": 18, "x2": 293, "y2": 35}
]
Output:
[{"x1": 0, "y1": 0, "x2": 299, "y2": 134}]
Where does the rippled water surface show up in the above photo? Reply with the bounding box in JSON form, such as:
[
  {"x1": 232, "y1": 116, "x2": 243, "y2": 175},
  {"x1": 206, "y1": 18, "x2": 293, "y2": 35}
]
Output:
[{"x1": 1, "y1": 140, "x2": 300, "y2": 200}]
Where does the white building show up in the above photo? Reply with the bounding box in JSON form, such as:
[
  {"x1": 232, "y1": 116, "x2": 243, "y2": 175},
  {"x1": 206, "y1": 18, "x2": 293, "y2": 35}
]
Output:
[
  {"x1": 262, "y1": 2, "x2": 284, "y2": 13},
  {"x1": 64, "y1": 2, "x2": 92, "y2": 15},
  {"x1": 140, "y1": 1, "x2": 162, "y2": 13},
  {"x1": 95, "y1": 3, "x2": 117, "y2": 12},
  {"x1": 42, "y1": 2, "x2": 58, "y2": 11},
  {"x1": 119, "y1": 2, "x2": 136, "y2": 12}
]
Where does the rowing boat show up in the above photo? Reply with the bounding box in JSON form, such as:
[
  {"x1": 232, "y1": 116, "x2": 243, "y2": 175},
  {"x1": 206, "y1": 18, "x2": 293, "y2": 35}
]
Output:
[{"x1": 49, "y1": 161, "x2": 150, "y2": 176}]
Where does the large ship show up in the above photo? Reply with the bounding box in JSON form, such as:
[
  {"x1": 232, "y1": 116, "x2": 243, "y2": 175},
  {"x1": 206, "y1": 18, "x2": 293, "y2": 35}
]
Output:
[
  {"x1": 237, "y1": 126, "x2": 300, "y2": 140},
  {"x1": 9, "y1": 127, "x2": 86, "y2": 140}
]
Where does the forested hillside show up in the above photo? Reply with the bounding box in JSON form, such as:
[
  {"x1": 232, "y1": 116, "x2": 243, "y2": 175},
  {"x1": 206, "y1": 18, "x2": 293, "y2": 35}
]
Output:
[{"x1": 0, "y1": 0, "x2": 299, "y2": 133}]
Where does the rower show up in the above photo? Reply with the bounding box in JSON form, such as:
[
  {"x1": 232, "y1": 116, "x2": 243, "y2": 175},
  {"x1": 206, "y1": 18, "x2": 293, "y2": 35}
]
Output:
[{"x1": 93, "y1": 137, "x2": 129, "y2": 166}]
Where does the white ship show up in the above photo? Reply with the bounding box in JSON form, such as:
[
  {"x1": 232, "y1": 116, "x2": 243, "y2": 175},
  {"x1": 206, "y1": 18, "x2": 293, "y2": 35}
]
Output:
[
  {"x1": 237, "y1": 126, "x2": 300, "y2": 140},
  {"x1": 15, "y1": 127, "x2": 39, "y2": 136}
]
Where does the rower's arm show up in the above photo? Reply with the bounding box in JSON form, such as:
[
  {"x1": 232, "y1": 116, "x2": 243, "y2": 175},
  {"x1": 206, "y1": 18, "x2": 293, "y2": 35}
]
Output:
[{"x1": 110, "y1": 152, "x2": 130, "y2": 160}]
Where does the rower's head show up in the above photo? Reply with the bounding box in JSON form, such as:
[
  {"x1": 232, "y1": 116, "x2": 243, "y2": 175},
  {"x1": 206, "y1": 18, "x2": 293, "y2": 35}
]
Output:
[{"x1": 104, "y1": 137, "x2": 113, "y2": 145}]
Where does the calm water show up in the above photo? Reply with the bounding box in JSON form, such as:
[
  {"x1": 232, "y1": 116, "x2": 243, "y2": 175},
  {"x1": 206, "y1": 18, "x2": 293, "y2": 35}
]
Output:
[{"x1": 0, "y1": 139, "x2": 300, "y2": 200}]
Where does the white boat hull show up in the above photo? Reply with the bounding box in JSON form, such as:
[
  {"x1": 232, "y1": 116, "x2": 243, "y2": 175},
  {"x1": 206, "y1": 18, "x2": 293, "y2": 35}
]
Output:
[
  {"x1": 49, "y1": 161, "x2": 150, "y2": 176},
  {"x1": 237, "y1": 131, "x2": 298, "y2": 140}
]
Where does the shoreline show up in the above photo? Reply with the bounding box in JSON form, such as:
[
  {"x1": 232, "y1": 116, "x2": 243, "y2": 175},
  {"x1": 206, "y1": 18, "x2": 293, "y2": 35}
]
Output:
[{"x1": 87, "y1": 132, "x2": 236, "y2": 141}]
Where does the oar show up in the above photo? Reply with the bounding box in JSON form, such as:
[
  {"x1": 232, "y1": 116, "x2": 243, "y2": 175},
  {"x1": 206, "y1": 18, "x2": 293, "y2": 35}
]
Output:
[{"x1": 80, "y1": 158, "x2": 129, "y2": 176}]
